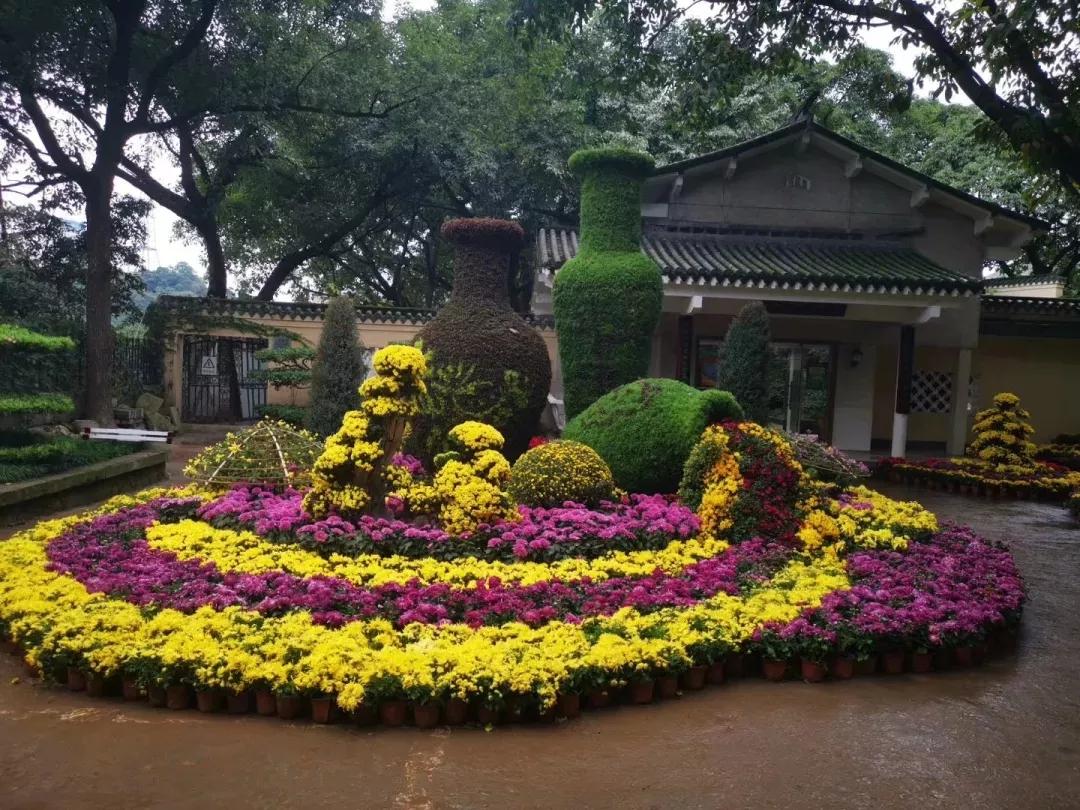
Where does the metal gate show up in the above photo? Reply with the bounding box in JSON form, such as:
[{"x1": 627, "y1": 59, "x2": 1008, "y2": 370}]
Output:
[{"x1": 181, "y1": 336, "x2": 267, "y2": 423}]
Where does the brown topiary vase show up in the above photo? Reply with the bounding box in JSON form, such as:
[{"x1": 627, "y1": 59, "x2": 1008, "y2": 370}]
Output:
[{"x1": 415, "y1": 218, "x2": 552, "y2": 459}]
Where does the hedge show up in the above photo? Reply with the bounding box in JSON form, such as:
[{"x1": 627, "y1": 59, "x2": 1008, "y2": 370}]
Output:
[
  {"x1": 554, "y1": 148, "x2": 662, "y2": 419},
  {"x1": 306, "y1": 297, "x2": 367, "y2": 437},
  {"x1": 716, "y1": 301, "x2": 771, "y2": 423},
  {"x1": 563, "y1": 378, "x2": 743, "y2": 493}
]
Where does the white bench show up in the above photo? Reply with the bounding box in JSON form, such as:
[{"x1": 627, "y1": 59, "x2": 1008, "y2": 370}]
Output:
[{"x1": 82, "y1": 427, "x2": 175, "y2": 444}]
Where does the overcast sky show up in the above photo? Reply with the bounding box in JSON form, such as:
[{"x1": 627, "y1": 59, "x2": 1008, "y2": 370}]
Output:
[{"x1": 20, "y1": 0, "x2": 929, "y2": 279}]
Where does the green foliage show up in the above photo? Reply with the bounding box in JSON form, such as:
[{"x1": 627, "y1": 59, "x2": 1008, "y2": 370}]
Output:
[
  {"x1": 716, "y1": 302, "x2": 771, "y2": 423},
  {"x1": 563, "y1": 378, "x2": 743, "y2": 493},
  {"x1": 0, "y1": 325, "x2": 75, "y2": 352},
  {"x1": 415, "y1": 219, "x2": 551, "y2": 458},
  {"x1": 306, "y1": 297, "x2": 367, "y2": 437},
  {"x1": 255, "y1": 403, "x2": 309, "y2": 427},
  {"x1": 411, "y1": 362, "x2": 529, "y2": 462},
  {"x1": 251, "y1": 346, "x2": 315, "y2": 389},
  {"x1": 677, "y1": 433, "x2": 730, "y2": 512},
  {"x1": 555, "y1": 147, "x2": 663, "y2": 418},
  {"x1": 0, "y1": 432, "x2": 131, "y2": 484},
  {"x1": 0, "y1": 393, "x2": 76, "y2": 415},
  {"x1": 508, "y1": 439, "x2": 617, "y2": 507},
  {"x1": 184, "y1": 420, "x2": 324, "y2": 489},
  {"x1": 133, "y1": 263, "x2": 206, "y2": 311}
]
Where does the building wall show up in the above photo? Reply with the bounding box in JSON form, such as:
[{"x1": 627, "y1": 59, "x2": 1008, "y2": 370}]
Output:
[{"x1": 972, "y1": 336, "x2": 1080, "y2": 442}]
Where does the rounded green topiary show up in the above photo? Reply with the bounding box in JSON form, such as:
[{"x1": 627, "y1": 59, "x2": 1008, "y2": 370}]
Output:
[
  {"x1": 415, "y1": 218, "x2": 552, "y2": 459},
  {"x1": 508, "y1": 439, "x2": 617, "y2": 507},
  {"x1": 716, "y1": 301, "x2": 771, "y2": 423},
  {"x1": 554, "y1": 147, "x2": 663, "y2": 418},
  {"x1": 562, "y1": 378, "x2": 744, "y2": 494}
]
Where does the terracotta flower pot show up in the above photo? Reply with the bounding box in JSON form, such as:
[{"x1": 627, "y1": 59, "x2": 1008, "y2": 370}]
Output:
[
  {"x1": 85, "y1": 673, "x2": 110, "y2": 698},
  {"x1": 352, "y1": 703, "x2": 378, "y2": 726},
  {"x1": 412, "y1": 702, "x2": 440, "y2": 729},
  {"x1": 953, "y1": 646, "x2": 974, "y2": 667},
  {"x1": 255, "y1": 689, "x2": 277, "y2": 716},
  {"x1": 831, "y1": 656, "x2": 855, "y2": 680},
  {"x1": 762, "y1": 659, "x2": 787, "y2": 682},
  {"x1": 882, "y1": 650, "x2": 905, "y2": 675},
  {"x1": 800, "y1": 659, "x2": 827, "y2": 683},
  {"x1": 932, "y1": 648, "x2": 952, "y2": 671},
  {"x1": 705, "y1": 661, "x2": 726, "y2": 685},
  {"x1": 586, "y1": 690, "x2": 612, "y2": 709},
  {"x1": 725, "y1": 652, "x2": 745, "y2": 679},
  {"x1": 911, "y1": 652, "x2": 933, "y2": 674},
  {"x1": 226, "y1": 690, "x2": 252, "y2": 714},
  {"x1": 681, "y1": 665, "x2": 708, "y2": 690},
  {"x1": 476, "y1": 705, "x2": 500, "y2": 726},
  {"x1": 275, "y1": 694, "x2": 306, "y2": 720},
  {"x1": 66, "y1": 667, "x2": 87, "y2": 692},
  {"x1": 972, "y1": 641, "x2": 988, "y2": 665},
  {"x1": 629, "y1": 679, "x2": 654, "y2": 705},
  {"x1": 166, "y1": 684, "x2": 191, "y2": 710},
  {"x1": 556, "y1": 693, "x2": 581, "y2": 719},
  {"x1": 147, "y1": 685, "x2": 167, "y2": 708},
  {"x1": 121, "y1": 677, "x2": 141, "y2": 701},
  {"x1": 443, "y1": 698, "x2": 468, "y2": 725},
  {"x1": 854, "y1": 656, "x2": 878, "y2": 677},
  {"x1": 196, "y1": 689, "x2": 224, "y2": 713},
  {"x1": 311, "y1": 696, "x2": 336, "y2": 725},
  {"x1": 379, "y1": 700, "x2": 408, "y2": 727},
  {"x1": 1, "y1": 639, "x2": 21, "y2": 656},
  {"x1": 656, "y1": 675, "x2": 679, "y2": 700}
]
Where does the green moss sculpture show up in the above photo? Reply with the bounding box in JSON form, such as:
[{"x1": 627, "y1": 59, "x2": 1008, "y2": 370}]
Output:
[
  {"x1": 562, "y1": 378, "x2": 743, "y2": 494},
  {"x1": 716, "y1": 301, "x2": 771, "y2": 423},
  {"x1": 554, "y1": 147, "x2": 663, "y2": 419},
  {"x1": 508, "y1": 439, "x2": 617, "y2": 507},
  {"x1": 415, "y1": 218, "x2": 552, "y2": 459}
]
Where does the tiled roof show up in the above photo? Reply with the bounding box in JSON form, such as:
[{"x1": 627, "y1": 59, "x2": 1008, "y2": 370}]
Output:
[
  {"x1": 981, "y1": 295, "x2": 1080, "y2": 317},
  {"x1": 536, "y1": 230, "x2": 980, "y2": 297},
  {"x1": 982, "y1": 274, "x2": 1064, "y2": 290},
  {"x1": 151, "y1": 295, "x2": 555, "y2": 329}
]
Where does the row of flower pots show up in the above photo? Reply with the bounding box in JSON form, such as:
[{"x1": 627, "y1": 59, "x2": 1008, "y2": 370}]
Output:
[
  {"x1": 881, "y1": 470, "x2": 1067, "y2": 501},
  {"x1": 2, "y1": 632, "x2": 1012, "y2": 731}
]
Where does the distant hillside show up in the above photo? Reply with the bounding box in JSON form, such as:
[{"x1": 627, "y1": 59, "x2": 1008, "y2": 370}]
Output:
[{"x1": 134, "y1": 262, "x2": 207, "y2": 311}]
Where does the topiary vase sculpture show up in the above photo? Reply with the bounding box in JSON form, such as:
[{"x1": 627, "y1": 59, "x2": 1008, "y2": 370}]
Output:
[
  {"x1": 562, "y1": 378, "x2": 743, "y2": 494},
  {"x1": 415, "y1": 218, "x2": 552, "y2": 459},
  {"x1": 554, "y1": 147, "x2": 663, "y2": 419}
]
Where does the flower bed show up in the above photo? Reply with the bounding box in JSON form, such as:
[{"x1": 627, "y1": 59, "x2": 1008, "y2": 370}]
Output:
[
  {"x1": 876, "y1": 456, "x2": 1080, "y2": 500},
  {"x1": 0, "y1": 473, "x2": 1025, "y2": 728}
]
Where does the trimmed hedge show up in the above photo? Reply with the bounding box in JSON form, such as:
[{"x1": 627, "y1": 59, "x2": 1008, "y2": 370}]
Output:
[
  {"x1": 0, "y1": 324, "x2": 75, "y2": 352},
  {"x1": 554, "y1": 148, "x2": 663, "y2": 418},
  {"x1": 0, "y1": 323, "x2": 76, "y2": 401},
  {"x1": 415, "y1": 218, "x2": 551, "y2": 459},
  {"x1": 716, "y1": 301, "x2": 771, "y2": 423},
  {"x1": 563, "y1": 378, "x2": 743, "y2": 494},
  {"x1": 0, "y1": 393, "x2": 75, "y2": 415},
  {"x1": 306, "y1": 297, "x2": 367, "y2": 437},
  {"x1": 0, "y1": 432, "x2": 131, "y2": 484},
  {"x1": 508, "y1": 439, "x2": 616, "y2": 507}
]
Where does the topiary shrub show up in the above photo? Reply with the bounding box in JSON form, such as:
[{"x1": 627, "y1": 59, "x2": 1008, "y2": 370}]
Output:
[
  {"x1": 967, "y1": 392, "x2": 1038, "y2": 469},
  {"x1": 553, "y1": 147, "x2": 663, "y2": 419},
  {"x1": 562, "y1": 378, "x2": 743, "y2": 494},
  {"x1": 306, "y1": 297, "x2": 367, "y2": 437},
  {"x1": 0, "y1": 324, "x2": 76, "y2": 424},
  {"x1": 716, "y1": 301, "x2": 771, "y2": 423},
  {"x1": 508, "y1": 439, "x2": 617, "y2": 507},
  {"x1": 414, "y1": 218, "x2": 551, "y2": 459},
  {"x1": 183, "y1": 419, "x2": 323, "y2": 490}
]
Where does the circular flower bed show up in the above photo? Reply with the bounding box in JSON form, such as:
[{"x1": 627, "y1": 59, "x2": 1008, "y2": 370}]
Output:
[{"x1": 0, "y1": 462, "x2": 1025, "y2": 727}]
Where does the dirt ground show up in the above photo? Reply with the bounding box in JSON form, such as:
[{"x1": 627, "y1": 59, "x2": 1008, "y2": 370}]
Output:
[{"x1": 1, "y1": 484, "x2": 1077, "y2": 810}]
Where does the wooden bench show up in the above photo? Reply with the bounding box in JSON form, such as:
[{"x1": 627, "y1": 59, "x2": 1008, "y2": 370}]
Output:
[{"x1": 82, "y1": 427, "x2": 175, "y2": 444}]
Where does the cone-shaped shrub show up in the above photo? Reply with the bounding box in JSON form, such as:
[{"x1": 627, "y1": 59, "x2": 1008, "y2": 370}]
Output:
[
  {"x1": 716, "y1": 301, "x2": 771, "y2": 423},
  {"x1": 306, "y1": 296, "x2": 367, "y2": 437},
  {"x1": 415, "y1": 218, "x2": 552, "y2": 459},
  {"x1": 554, "y1": 147, "x2": 663, "y2": 418},
  {"x1": 563, "y1": 378, "x2": 743, "y2": 493},
  {"x1": 967, "y1": 392, "x2": 1037, "y2": 469}
]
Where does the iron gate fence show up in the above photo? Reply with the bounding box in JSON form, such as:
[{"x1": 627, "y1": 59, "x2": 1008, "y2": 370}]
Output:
[{"x1": 181, "y1": 335, "x2": 267, "y2": 423}]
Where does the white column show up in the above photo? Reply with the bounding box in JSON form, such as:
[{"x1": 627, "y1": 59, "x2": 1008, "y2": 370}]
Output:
[
  {"x1": 785, "y1": 348, "x2": 803, "y2": 433},
  {"x1": 891, "y1": 325, "x2": 915, "y2": 458},
  {"x1": 891, "y1": 413, "x2": 909, "y2": 458},
  {"x1": 948, "y1": 348, "x2": 973, "y2": 456}
]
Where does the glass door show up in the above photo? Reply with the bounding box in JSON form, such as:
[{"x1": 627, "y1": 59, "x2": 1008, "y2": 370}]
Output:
[{"x1": 768, "y1": 343, "x2": 835, "y2": 440}]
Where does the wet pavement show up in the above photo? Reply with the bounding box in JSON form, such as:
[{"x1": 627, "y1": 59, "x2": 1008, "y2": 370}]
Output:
[{"x1": 1, "y1": 484, "x2": 1077, "y2": 809}]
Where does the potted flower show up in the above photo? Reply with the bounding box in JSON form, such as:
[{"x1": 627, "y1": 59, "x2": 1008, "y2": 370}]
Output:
[
  {"x1": 406, "y1": 681, "x2": 441, "y2": 730},
  {"x1": 750, "y1": 627, "x2": 792, "y2": 682},
  {"x1": 365, "y1": 673, "x2": 408, "y2": 726},
  {"x1": 834, "y1": 623, "x2": 874, "y2": 679},
  {"x1": 790, "y1": 624, "x2": 835, "y2": 683}
]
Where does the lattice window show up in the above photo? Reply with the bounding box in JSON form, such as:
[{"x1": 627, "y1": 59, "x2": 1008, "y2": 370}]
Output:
[{"x1": 911, "y1": 370, "x2": 954, "y2": 414}]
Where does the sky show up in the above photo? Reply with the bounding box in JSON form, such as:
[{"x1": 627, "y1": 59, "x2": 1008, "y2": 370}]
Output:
[{"x1": 14, "y1": 0, "x2": 929, "y2": 281}]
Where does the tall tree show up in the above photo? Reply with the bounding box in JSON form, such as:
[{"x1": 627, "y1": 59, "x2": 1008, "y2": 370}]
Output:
[
  {"x1": 0, "y1": 0, "x2": 220, "y2": 421},
  {"x1": 512, "y1": 0, "x2": 1080, "y2": 192}
]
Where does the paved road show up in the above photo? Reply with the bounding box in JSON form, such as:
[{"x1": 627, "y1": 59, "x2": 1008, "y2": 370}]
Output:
[{"x1": 1, "y1": 484, "x2": 1077, "y2": 809}]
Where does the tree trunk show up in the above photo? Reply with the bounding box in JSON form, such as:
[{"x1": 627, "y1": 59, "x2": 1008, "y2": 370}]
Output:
[
  {"x1": 198, "y1": 217, "x2": 229, "y2": 298},
  {"x1": 82, "y1": 179, "x2": 116, "y2": 424}
]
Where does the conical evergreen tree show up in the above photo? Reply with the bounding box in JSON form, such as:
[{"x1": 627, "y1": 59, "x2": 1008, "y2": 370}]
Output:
[
  {"x1": 306, "y1": 296, "x2": 367, "y2": 436},
  {"x1": 716, "y1": 301, "x2": 771, "y2": 423}
]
